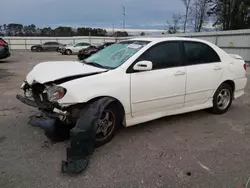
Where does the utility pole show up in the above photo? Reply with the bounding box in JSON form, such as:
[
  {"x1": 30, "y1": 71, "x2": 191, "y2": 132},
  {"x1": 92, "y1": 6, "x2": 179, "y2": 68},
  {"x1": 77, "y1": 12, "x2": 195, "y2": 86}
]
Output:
[
  {"x1": 112, "y1": 24, "x2": 115, "y2": 37},
  {"x1": 123, "y1": 5, "x2": 126, "y2": 31}
]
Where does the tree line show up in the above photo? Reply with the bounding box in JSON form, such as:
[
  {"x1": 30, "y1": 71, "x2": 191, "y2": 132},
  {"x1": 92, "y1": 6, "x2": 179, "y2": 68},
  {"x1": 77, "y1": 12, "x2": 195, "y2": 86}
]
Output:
[
  {"x1": 166, "y1": 0, "x2": 250, "y2": 34},
  {"x1": 0, "y1": 24, "x2": 129, "y2": 37}
]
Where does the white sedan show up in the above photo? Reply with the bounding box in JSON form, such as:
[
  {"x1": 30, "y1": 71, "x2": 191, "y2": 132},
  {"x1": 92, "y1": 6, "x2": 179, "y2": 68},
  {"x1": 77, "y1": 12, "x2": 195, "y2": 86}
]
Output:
[
  {"x1": 61, "y1": 42, "x2": 91, "y2": 55},
  {"x1": 17, "y1": 37, "x2": 247, "y2": 146}
]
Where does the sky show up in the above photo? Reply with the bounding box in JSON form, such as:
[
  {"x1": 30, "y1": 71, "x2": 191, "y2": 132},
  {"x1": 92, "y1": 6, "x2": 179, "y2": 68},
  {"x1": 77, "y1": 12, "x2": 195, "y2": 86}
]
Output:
[{"x1": 1, "y1": 0, "x2": 185, "y2": 30}]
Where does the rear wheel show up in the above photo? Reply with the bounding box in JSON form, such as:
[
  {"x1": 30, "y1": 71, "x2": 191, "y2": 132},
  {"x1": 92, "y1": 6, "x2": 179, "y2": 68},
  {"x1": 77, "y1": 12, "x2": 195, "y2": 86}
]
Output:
[{"x1": 210, "y1": 83, "x2": 233, "y2": 114}]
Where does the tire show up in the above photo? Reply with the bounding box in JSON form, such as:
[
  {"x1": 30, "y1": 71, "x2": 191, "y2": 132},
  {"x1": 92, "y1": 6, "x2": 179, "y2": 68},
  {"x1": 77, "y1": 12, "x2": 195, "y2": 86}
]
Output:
[
  {"x1": 95, "y1": 102, "x2": 121, "y2": 147},
  {"x1": 65, "y1": 49, "x2": 72, "y2": 55},
  {"x1": 37, "y1": 47, "x2": 42, "y2": 52},
  {"x1": 76, "y1": 101, "x2": 122, "y2": 148},
  {"x1": 210, "y1": 83, "x2": 233, "y2": 114},
  {"x1": 79, "y1": 55, "x2": 86, "y2": 60}
]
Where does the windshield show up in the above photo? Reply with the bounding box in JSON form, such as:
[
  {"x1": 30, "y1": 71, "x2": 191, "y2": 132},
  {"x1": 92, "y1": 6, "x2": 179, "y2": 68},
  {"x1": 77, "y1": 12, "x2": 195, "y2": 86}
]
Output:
[{"x1": 83, "y1": 40, "x2": 150, "y2": 69}]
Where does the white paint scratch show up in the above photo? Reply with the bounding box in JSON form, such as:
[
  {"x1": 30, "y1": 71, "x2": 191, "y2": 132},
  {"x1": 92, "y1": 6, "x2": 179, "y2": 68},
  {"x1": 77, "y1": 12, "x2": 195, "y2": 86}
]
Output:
[{"x1": 197, "y1": 161, "x2": 211, "y2": 172}]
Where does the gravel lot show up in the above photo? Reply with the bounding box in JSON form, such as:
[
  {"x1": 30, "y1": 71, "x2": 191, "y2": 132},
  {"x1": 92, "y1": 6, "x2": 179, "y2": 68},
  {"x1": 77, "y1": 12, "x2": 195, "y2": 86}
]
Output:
[{"x1": 0, "y1": 51, "x2": 250, "y2": 188}]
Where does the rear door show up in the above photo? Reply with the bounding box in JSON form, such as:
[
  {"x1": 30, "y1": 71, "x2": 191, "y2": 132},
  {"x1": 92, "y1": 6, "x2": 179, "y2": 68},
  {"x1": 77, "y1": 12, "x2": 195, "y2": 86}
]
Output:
[
  {"x1": 183, "y1": 41, "x2": 223, "y2": 106},
  {"x1": 50, "y1": 42, "x2": 60, "y2": 51}
]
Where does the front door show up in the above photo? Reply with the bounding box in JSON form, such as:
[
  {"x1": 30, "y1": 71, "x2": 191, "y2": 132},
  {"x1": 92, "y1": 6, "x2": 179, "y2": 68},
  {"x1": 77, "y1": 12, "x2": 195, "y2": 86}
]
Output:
[
  {"x1": 183, "y1": 41, "x2": 223, "y2": 106},
  {"x1": 130, "y1": 41, "x2": 186, "y2": 117}
]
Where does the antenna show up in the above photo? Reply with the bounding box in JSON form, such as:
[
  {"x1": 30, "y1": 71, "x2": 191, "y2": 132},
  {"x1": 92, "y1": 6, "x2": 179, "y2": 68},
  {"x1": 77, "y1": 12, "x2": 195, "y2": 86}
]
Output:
[{"x1": 123, "y1": 5, "x2": 126, "y2": 31}]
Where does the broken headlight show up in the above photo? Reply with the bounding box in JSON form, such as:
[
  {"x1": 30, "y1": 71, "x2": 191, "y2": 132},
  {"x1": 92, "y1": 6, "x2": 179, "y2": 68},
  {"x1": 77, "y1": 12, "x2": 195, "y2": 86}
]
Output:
[{"x1": 47, "y1": 86, "x2": 67, "y2": 102}]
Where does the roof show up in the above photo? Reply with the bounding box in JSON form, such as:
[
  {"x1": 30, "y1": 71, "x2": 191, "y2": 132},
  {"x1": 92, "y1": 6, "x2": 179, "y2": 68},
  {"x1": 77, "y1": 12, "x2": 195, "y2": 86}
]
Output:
[{"x1": 127, "y1": 37, "x2": 208, "y2": 43}]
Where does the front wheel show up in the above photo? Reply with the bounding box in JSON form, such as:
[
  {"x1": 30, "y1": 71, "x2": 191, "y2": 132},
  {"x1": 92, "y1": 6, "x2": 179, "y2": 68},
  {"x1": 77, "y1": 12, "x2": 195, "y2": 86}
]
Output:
[
  {"x1": 75, "y1": 102, "x2": 121, "y2": 147},
  {"x1": 65, "y1": 49, "x2": 72, "y2": 55},
  {"x1": 95, "y1": 103, "x2": 119, "y2": 147},
  {"x1": 210, "y1": 83, "x2": 233, "y2": 114},
  {"x1": 37, "y1": 47, "x2": 42, "y2": 52}
]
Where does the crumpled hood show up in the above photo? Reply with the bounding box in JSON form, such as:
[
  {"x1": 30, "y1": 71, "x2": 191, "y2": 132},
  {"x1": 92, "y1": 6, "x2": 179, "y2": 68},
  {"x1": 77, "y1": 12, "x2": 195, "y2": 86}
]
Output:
[{"x1": 26, "y1": 61, "x2": 107, "y2": 84}]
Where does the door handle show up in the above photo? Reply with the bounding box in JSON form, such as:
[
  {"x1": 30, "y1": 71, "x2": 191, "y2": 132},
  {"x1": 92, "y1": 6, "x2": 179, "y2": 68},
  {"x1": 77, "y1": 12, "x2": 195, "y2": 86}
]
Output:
[
  {"x1": 174, "y1": 71, "x2": 185, "y2": 76},
  {"x1": 214, "y1": 66, "x2": 222, "y2": 70}
]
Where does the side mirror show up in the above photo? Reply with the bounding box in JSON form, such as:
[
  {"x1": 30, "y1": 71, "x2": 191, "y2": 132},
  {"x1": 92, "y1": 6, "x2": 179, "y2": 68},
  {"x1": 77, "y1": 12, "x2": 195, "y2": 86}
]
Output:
[{"x1": 133, "y1": 61, "x2": 153, "y2": 71}]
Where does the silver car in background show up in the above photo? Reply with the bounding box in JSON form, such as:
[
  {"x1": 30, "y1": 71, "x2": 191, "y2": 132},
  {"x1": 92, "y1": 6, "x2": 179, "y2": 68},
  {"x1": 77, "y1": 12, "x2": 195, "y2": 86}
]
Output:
[{"x1": 60, "y1": 42, "x2": 91, "y2": 55}]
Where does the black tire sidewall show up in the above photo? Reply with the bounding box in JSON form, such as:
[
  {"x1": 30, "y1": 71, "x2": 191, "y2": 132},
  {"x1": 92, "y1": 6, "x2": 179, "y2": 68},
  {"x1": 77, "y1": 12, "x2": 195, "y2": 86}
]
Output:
[
  {"x1": 212, "y1": 83, "x2": 233, "y2": 114},
  {"x1": 66, "y1": 49, "x2": 72, "y2": 55},
  {"x1": 95, "y1": 102, "x2": 121, "y2": 147}
]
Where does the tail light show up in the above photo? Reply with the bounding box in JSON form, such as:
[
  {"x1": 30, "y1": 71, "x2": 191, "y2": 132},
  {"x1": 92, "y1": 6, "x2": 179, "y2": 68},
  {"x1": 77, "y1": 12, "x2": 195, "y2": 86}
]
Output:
[
  {"x1": 0, "y1": 40, "x2": 7, "y2": 46},
  {"x1": 244, "y1": 63, "x2": 247, "y2": 71}
]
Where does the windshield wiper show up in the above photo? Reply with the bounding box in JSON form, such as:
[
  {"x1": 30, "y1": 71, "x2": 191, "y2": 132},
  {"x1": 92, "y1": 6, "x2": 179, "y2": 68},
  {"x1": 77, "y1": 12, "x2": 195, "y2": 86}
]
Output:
[
  {"x1": 82, "y1": 61, "x2": 113, "y2": 69},
  {"x1": 83, "y1": 61, "x2": 105, "y2": 68}
]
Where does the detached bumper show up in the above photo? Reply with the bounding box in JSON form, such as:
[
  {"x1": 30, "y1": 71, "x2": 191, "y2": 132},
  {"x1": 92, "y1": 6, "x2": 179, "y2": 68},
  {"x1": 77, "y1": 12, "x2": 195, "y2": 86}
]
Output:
[
  {"x1": 16, "y1": 94, "x2": 37, "y2": 108},
  {"x1": 16, "y1": 94, "x2": 70, "y2": 119},
  {"x1": 16, "y1": 94, "x2": 53, "y2": 109}
]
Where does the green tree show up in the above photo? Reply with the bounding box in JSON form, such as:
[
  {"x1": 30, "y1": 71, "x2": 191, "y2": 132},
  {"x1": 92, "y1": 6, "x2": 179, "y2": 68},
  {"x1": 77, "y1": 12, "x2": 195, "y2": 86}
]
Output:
[
  {"x1": 114, "y1": 31, "x2": 128, "y2": 37},
  {"x1": 7, "y1": 23, "x2": 23, "y2": 36},
  {"x1": 207, "y1": 0, "x2": 250, "y2": 30},
  {"x1": 53, "y1": 27, "x2": 75, "y2": 36},
  {"x1": 40, "y1": 27, "x2": 53, "y2": 36}
]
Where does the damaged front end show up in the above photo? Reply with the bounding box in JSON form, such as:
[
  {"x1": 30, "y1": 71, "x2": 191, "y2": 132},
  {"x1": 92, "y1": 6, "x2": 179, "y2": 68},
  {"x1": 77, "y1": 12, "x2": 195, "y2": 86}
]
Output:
[
  {"x1": 17, "y1": 81, "x2": 71, "y2": 120},
  {"x1": 16, "y1": 81, "x2": 112, "y2": 174},
  {"x1": 16, "y1": 81, "x2": 78, "y2": 143}
]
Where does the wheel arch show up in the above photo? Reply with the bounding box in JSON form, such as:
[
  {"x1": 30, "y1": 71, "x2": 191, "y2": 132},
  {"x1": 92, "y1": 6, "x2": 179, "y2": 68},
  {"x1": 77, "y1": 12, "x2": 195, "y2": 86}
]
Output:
[
  {"x1": 221, "y1": 80, "x2": 235, "y2": 92},
  {"x1": 87, "y1": 96, "x2": 126, "y2": 124},
  {"x1": 214, "y1": 79, "x2": 235, "y2": 98},
  {"x1": 65, "y1": 49, "x2": 72, "y2": 53},
  {"x1": 67, "y1": 95, "x2": 126, "y2": 127}
]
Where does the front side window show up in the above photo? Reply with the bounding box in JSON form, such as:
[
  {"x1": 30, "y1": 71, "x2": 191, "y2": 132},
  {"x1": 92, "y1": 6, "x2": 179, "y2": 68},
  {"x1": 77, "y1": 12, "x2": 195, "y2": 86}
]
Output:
[
  {"x1": 83, "y1": 40, "x2": 149, "y2": 69},
  {"x1": 136, "y1": 41, "x2": 182, "y2": 70},
  {"x1": 50, "y1": 42, "x2": 59, "y2": 45},
  {"x1": 184, "y1": 42, "x2": 221, "y2": 65}
]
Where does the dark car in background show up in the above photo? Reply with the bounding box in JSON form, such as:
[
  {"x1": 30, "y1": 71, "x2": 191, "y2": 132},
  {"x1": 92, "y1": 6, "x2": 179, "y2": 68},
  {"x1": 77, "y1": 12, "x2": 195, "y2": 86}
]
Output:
[
  {"x1": 78, "y1": 42, "x2": 114, "y2": 60},
  {"x1": 31, "y1": 42, "x2": 65, "y2": 52},
  {"x1": 0, "y1": 38, "x2": 10, "y2": 60}
]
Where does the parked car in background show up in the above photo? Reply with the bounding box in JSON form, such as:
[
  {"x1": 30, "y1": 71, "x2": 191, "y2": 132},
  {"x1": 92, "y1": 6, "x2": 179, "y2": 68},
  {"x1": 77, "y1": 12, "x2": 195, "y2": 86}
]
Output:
[
  {"x1": 61, "y1": 42, "x2": 91, "y2": 55},
  {"x1": 78, "y1": 42, "x2": 114, "y2": 60},
  {"x1": 31, "y1": 42, "x2": 64, "y2": 52},
  {"x1": 0, "y1": 38, "x2": 10, "y2": 60},
  {"x1": 17, "y1": 37, "x2": 247, "y2": 146}
]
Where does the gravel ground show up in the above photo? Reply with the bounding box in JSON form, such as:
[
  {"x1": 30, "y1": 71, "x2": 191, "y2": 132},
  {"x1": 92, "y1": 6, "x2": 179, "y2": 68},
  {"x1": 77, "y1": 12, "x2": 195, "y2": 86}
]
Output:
[{"x1": 0, "y1": 51, "x2": 250, "y2": 188}]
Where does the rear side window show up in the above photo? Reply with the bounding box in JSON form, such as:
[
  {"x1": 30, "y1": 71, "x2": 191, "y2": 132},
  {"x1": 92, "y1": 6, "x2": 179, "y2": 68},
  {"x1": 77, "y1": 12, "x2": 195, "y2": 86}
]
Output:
[
  {"x1": 137, "y1": 41, "x2": 182, "y2": 70},
  {"x1": 76, "y1": 43, "x2": 89, "y2": 46},
  {"x1": 184, "y1": 42, "x2": 220, "y2": 65}
]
